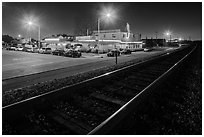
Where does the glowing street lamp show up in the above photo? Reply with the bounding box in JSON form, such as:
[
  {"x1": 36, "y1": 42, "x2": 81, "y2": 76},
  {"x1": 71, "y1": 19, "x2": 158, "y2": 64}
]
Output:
[
  {"x1": 166, "y1": 32, "x2": 170, "y2": 36},
  {"x1": 28, "y1": 21, "x2": 32, "y2": 25},
  {"x1": 106, "y1": 13, "x2": 111, "y2": 18},
  {"x1": 27, "y1": 21, "x2": 41, "y2": 48},
  {"x1": 165, "y1": 31, "x2": 172, "y2": 43},
  {"x1": 97, "y1": 12, "x2": 112, "y2": 41}
]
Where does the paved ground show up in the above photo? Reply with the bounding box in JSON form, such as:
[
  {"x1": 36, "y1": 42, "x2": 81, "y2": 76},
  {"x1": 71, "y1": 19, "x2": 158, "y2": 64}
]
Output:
[{"x1": 2, "y1": 47, "x2": 177, "y2": 91}]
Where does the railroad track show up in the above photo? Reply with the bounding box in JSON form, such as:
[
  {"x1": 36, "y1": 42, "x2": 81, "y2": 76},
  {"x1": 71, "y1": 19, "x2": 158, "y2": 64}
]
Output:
[{"x1": 2, "y1": 46, "x2": 196, "y2": 135}]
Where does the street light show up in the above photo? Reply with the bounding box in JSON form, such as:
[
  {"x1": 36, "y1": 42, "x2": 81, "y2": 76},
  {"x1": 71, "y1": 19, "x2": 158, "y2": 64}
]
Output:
[
  {"x1": 96, "y1": 12, "x2": 112, "y2": 54},
  {"x1": 106, "y1": 13, "x2": 111, "y2": 18},
  {"x1": 27, "y1": 21, "x2": 41, "y2": 48},
  {"x1": 97, "y1": 13, "x2": 112, "y2": 41},
  {"x1": 165, "y1": 31, "x2": 172, "y2": 45},
  {"x1": 28, "y1": 21, "x2": 32, "y2": 25}
]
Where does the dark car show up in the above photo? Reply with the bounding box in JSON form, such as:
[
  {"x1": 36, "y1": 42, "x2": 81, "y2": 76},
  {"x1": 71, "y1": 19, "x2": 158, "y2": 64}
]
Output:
[
  {"x1": 120, "y1": 49, "x2": 132, "y2": 54},
  {"x1": 39, "y1": 47, "x2": 52, "y2": 54},
  {"x1": 64, "y1": 49, "x2": 82, "y2": 58},
  {"x1": 52, "y1": 49, "x2": 65, "y2": 56},
  {"x1": 107, "y1": 49, "x2": 120, "y2": 57},
  {"x1": 6, "y1": 47, "x2": 12, "y2": 50}
]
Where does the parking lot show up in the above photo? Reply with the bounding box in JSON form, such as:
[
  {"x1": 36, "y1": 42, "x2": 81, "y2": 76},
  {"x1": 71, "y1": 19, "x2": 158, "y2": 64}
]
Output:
[
  {"x1": 2, "y1": 47, "x2": 179, "y2": 91},
  {"x1": 2, "y1": 47, "x2": 177, "y2": 80}
]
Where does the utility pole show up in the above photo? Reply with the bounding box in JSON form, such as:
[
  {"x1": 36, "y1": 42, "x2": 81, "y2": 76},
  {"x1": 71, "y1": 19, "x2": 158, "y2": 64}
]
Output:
[
  {"x1": 115, "y1": 45, "x2": 117, "y2": 65},
  {"x1": 38, "y1": 25, "x2": 40, "y2": 48},
  {"x1": 163, "y1": 34, "x2": 165, "y2": 46},
  {"x1": 155, "y1": 31, "x2": 158, "y2": 46},
  {"x1": 97, "y1": 18, "x2": 100, "y2": 54},
  {"x1": 87, "y1": 29, "x2": 89, "y2": 36},
  {"x1": 98, "y1": 18, "x2": 100, "y2": 40}
]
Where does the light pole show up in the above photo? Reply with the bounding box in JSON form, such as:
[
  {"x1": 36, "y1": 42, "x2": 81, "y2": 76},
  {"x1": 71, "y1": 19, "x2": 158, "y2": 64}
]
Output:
[
  {"x1": 155, "y1": 31, "x2": 158, "y2": 46},
  {"x1": 97, "y1": 13, "x2": 111, "y2": 52},
  {"x1": 38, "y1": 25, "x2": 40, "y2": 48},
  {"x1": 165, "y1": 31, "x2": 172, "y2": 46},
  {"x1": 98, "y1": 13, "x2": 111, "y2": 37},
  {"x1": 97, "y1": 18, "x2": 100, "y2": 42},
  {"x1": 28, "y1": 21, "x2": 41, "y2": 48}
]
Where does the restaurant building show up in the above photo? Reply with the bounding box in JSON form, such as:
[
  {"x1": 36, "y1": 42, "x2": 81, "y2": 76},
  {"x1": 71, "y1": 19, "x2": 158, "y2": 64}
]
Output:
[{"x1": 76, "y1": 27, "x2": 144, "y2": 52}]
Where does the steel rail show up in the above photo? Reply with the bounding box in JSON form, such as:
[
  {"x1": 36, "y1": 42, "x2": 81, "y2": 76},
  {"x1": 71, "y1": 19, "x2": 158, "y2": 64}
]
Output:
[{"x1": 88, "y1": 45, "x2": 196, "y2": 134}]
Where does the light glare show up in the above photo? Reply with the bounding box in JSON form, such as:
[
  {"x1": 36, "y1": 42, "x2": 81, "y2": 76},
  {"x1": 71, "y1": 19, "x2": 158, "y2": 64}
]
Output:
[
  {"x1": 165, "y1": 30, "x2": 171, "y2": 36},
  {"x1": 28, "y1": 21, "x2": 32, "y2": 25},
  {"x1": 99, "y1": 6, "x2": 117, "y2": 23},
  {"x1": 106, "y1": 13, "x2": 111, "y2": 18}
]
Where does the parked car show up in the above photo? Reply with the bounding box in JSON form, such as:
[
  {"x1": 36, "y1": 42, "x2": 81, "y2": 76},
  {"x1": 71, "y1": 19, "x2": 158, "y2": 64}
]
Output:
[
  {"x1": 16, "y1": 46, "x2": 24, "y2": 51},
  {"x1": 24, "y1": 44, "x2": 33, "y2": 48},
  {"x1": 144, "y1": 47, "x2": 153, "y2": 52},
  {"x1": 30, "y1": 47, "x2": 39, "y2": 53},
  {"x1": 6, "y1": 46, "x2": 17, "y2": 51},
  {"x1": 52, "y1": 49, "x2": 65, "y2": 56},
  {"x1": 5, "y1": 47, "x2": 12, "y2": 50},
  {"x1": 120, "y1": 49, "x2": 132, "y2": 54},
  {"x1": 25, "y1": 47, "x2": 33, "y2": 52},
  {"x1": 39, "y1": 47, "x2": 52, "y2": 54},
  {"x1": 107, "y1": 49, "x2": 120, "y2": 57},
  {"x1": 64, "y1": 49, "x2": 81, "y2": 57},
  {"x1": 91, "y1": 48, "x2": 99, "y2": 53}
]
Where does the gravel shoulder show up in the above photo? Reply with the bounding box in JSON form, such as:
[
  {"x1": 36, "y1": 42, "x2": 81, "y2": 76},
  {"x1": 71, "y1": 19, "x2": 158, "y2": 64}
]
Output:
[{"x1": 110, "y1": 44, "x2": 202, "y2": 134}]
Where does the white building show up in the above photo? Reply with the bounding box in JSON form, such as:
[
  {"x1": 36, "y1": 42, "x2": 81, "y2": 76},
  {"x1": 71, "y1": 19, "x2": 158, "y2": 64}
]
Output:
[
  {"x1": 41, "y1": 35, "x2": 82, "y2": 51},
  {"x1": 76, "y1": 28, "x2": 144, "y2": 52}
]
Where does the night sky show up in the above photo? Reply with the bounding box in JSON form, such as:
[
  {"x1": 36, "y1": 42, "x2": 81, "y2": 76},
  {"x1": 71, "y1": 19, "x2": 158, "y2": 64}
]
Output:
[{"x1": 2, "y1": 2, "x2": 202, "y2": 40}]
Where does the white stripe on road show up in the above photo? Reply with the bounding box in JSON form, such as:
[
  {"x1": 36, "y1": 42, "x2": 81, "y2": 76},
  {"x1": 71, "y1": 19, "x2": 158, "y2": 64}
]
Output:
[
  {"x1": 31, "y1": 62, "x2": 54, "y2": 67},
  {"x1": 165, "y1": 48, "x2": 173, "y2": 51}
]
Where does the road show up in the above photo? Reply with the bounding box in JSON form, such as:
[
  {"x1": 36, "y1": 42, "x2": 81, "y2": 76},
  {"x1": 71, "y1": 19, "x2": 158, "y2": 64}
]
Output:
[{"x1": 2, "y1": 47, "x2": 177, "y2": 91}]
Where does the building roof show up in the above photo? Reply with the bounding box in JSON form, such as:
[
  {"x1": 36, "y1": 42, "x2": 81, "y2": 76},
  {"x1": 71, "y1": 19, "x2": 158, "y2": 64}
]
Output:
[
  {"x1": 77, "y1": 39, "x2": 143, "y2": 44},
  {"x1": 92, "y1": 29, "x2": 121, "y2": 34}
]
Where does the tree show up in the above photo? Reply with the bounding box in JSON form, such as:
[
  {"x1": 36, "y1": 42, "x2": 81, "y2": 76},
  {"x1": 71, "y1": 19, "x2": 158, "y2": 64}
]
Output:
[{"x1": 2, "y1": 35, "x2": 14, "y2": 43}]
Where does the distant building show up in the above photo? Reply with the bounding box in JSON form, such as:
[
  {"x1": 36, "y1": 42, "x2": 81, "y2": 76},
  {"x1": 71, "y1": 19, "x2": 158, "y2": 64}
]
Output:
[
  {"x1": 76, "y1": 26, "x2": 144, "y2": 52},
  {"x1": 42, "y1": 35, "x2": 73, "y2": 44},
  {"x1": 41, "y1": 35, "x2": 75, "y2": 50},
  {"x1": 40, "y1": 25, "x2": 144, "y2": 52},
  {"x1": 142, "y1": 38, "x2": 166, "y2": 47},
  {"x1": 20, "y1": 38, "x2": 31, "y2": 44},
  {"x1": 166, "y1": 38, "x2": 184, "y2": 47}
]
